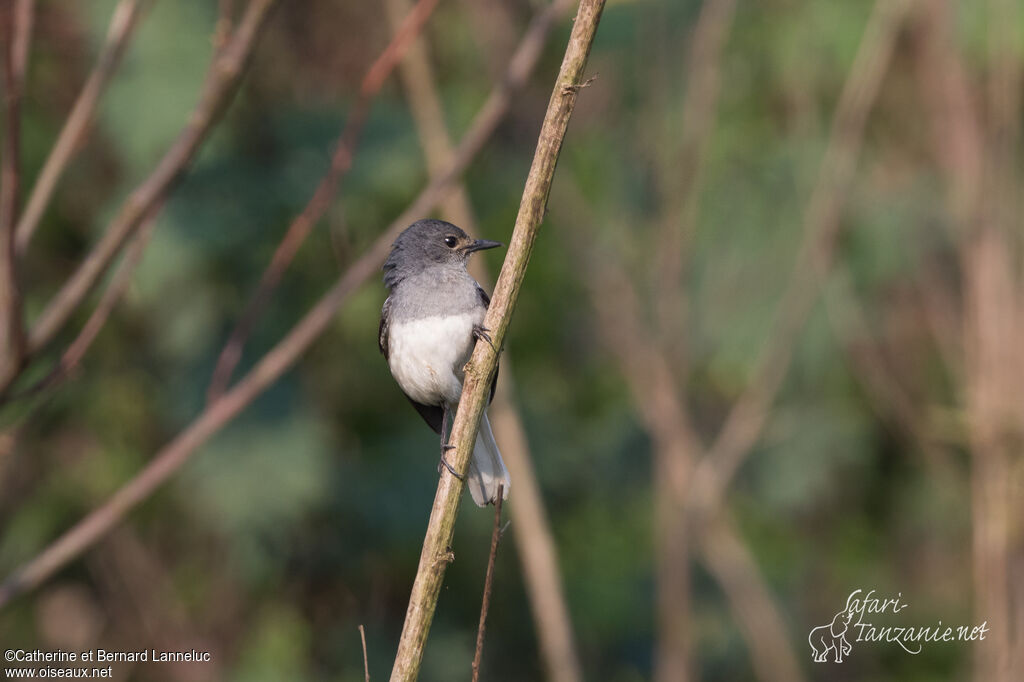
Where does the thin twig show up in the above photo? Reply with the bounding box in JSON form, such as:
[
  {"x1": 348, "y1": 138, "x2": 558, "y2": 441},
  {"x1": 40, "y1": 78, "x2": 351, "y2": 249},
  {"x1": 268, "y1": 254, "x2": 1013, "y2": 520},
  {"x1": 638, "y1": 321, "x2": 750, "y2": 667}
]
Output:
[
  {"x1": 652, "y1": 0, "x2": 736, "y2": 371},
  {"x1": 488, "y1": 381, "x2": 583, "y2": 682},
  {"x1": 0, "y1": 0, "x2": 574, "y2": 610},
  {"x1": 574, "y1": 233, "x2": 699, "y2": 682},
  {"x1": 204, "y1": 0, "x2": 573, "y2": 401},
  {"x1": 647, "y1": 4, "x2": 737, "y2": 672},
  {"x1": 821, "y1": 267, "x2": 958, "y2": 479},
  {"x1": 215, "y1": 0, "x2": 236, "y2": 50},
  {"x1": 471, "y1": 484, "x2": 504, "y2": 682},
  {"x1": 566, "y1": 202, "x2": 807, "y2": 682},
  {"x1": 14, "y1": 0, "x2": 147, "y2": 254},
  {"x1": 698, "y1": 514, "x2": 806, "y2": 682},
  {"x1": 911, "y1": 3, "x2": 1018, "y2": 678},
  {"x1": 1, "y1": 212, "x2": 158, "y2": 404},
  {"x1": 384, "y1": 0, "x2": 478, "y2": 232},
  {"x1": 206, "y1": 0, "x2": 441, "y2": 403},
  {"x1": 0, "y1": 0, "x2": 34, "y2": 389},
  {"x1": 16, "y1": 0, "x2": 278, "y2": 388},
  {"x1": 359, "y1": 624, "x2": 371, "y2": 682},
  {"x1": 689, "y1": 0, "x2": 916, "y2": 517},
  {"x1": 385, "y1": 0, "x2": 583, "y2": 677},
  {"x1": 963, "y1": 1, "x2": 1022, "y2": 679},
  {"x1": 388, "y1": 2, "x2": 605, "y2": 679}
]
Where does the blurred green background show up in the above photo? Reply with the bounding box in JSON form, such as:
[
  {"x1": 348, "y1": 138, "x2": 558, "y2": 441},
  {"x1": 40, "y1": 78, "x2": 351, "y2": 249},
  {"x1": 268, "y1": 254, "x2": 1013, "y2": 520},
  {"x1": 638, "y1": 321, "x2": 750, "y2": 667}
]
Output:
[{"x1": 2, "y1": 0, "x2": 1021, "y2": 680}]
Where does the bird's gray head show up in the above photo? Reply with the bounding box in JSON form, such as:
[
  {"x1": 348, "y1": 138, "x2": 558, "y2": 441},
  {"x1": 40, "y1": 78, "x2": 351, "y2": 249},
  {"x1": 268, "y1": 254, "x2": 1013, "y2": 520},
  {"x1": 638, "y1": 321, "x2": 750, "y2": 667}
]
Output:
[{"x1": 382, "y1": 219, "x2": 501, "y2": 289}]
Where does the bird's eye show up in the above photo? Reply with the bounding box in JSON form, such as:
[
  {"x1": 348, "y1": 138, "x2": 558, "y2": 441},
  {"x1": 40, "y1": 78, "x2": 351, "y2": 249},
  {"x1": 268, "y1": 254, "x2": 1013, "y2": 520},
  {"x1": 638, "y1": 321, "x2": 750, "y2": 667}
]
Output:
[{"x1": 444, "y1": 236, "x2": 458, "y2": 248}]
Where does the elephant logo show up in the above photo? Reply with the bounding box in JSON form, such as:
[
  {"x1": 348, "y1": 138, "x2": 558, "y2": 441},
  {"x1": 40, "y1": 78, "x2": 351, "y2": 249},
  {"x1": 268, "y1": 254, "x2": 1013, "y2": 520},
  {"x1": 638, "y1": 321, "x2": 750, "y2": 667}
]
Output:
[{"x1": 808, "y1": 607, "x2": 854, "y2": 663}]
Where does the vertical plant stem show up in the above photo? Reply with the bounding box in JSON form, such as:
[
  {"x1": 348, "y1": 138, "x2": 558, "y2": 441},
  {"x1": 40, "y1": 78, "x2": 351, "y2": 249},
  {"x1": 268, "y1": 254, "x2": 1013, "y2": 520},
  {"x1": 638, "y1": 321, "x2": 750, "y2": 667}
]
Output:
[
  {"x1": 385, "y1": 0, "x2": 584, "y2": 677},
  {"x1": 387, "y1": 1, "x2": 606, "y2": 679},
  {"x1": 14, "y1": 0, "x2": 147, "y2": 254},
  {"x1": 0, "y1": 0, "x2": 34, "y2": 387}
]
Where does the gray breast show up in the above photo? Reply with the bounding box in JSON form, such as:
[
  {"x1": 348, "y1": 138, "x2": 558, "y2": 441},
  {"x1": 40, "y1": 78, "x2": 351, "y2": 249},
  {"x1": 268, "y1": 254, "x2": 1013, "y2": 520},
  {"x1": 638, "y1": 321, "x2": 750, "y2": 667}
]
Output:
[{"x1": 390, "y1": 267, "x2": 483, "y2": 321}]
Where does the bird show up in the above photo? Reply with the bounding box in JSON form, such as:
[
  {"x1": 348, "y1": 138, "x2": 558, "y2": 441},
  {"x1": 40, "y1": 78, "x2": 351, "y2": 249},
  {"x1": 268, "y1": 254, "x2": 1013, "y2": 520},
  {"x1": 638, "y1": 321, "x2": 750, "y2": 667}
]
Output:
[{"x1": 378, "y1": 219, "x2": 511, "y2": 506}]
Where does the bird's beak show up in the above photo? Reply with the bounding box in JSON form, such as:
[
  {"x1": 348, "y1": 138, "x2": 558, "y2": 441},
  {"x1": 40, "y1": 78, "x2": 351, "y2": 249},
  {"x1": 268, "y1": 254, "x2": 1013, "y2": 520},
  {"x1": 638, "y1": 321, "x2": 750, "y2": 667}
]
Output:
[{"x1": 463, "y1": 239, "x2": 503, "y2": 253}]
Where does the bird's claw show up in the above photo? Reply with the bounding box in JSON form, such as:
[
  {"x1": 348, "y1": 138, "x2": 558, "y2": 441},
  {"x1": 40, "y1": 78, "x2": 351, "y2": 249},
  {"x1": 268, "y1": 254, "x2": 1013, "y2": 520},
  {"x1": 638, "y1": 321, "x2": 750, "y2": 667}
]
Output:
[
  {"x1": 437, "y1": 449, "x2": 465, "y2": 481},
  {"x1": 473, "y1": 325, "x2": 496, "y2": 352}
]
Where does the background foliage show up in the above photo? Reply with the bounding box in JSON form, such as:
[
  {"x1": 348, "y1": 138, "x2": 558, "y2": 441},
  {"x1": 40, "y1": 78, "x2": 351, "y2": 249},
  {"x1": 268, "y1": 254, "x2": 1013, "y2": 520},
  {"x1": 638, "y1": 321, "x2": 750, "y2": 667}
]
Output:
[{"x1": 2, "y1": 0, "x2": 1021, "y2": 680}]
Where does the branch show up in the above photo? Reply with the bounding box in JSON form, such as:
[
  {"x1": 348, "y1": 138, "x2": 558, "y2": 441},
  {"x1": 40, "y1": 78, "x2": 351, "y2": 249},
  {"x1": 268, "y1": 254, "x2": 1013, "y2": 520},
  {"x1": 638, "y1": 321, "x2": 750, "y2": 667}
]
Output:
[
  {"x1": 576, "y1": 235, "x2": 699, "y2": 682},
  {"x1": 384, "y1": 0, "x2": 478, "y2": 232},
  {"x1": 908, "y1": 0, "x2": 982, "y2": 225},
  {"x1": 698, "y1": 514, "x2": 805, "y2": 682},
  {"x1": 821, "y1": 266, "x2": 958, "y2": 479},
  {"x1": 1, "y1": 211, "x2": 158, "y2": 405},
  {"x1": 562, "y1": 7, "x2": 739, "y2": 669},
  {"x1": 570, "y1": 217, "x2": 807, "y2": 682},
  {"x1": 14, "y1": 0, "x2": 147, "y2": 254},
  {"x1": 572, "y1": 212, "x2": 811, "y2": 682},
  {"x1": 652, "y1": 0, "x2": 736, "y2": 368},
  {"x1": 388, "y1": 1, "x2": 606, "y2": 679},
  {"x1": 206, "y1": 0, "x2": 572, "y2": 402},
  {"x1": 908, "y1": 7, "x2": 1017, "y2": 675},
  {"x1": 18, "y1": 0, "x2": 278, "y2": 378},
  {"x1": 385, "y1": 0, "x2": 584, "y2": 677},
  {"x1": 215, "y1": 0, "x2": 236, "y2": 50},
  {"x1": 0, "y1": 0, "x2": 34, "y2": 391},
  {"x1": 359, "y1": 624, "x2": 371, "y2": 682},
  {"x1": 489, "y1": 381, "x2": 583, "y2": 682},
  {"x1": 963, "y1": 1, "x2": 1022, "y2": 678},
  {"x1": 0, "y1": 0, "x2": 574, "y2": 610},
  {"x1": 206, "y1": 0, "x2": 441, "y2": 403},
  {"x1": 689, "y1": 0, "x2": 916, "y2": 516},
  {"x1": 471, "y1": 484, "x2": 504, "y2": 682}
]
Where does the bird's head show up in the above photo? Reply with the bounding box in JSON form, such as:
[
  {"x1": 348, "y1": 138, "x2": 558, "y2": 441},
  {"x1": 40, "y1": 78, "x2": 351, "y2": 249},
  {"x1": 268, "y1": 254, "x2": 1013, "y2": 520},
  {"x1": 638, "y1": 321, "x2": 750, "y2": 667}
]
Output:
[{"x1": 383, "y1": 219, "x2": 502, "y2": 286}]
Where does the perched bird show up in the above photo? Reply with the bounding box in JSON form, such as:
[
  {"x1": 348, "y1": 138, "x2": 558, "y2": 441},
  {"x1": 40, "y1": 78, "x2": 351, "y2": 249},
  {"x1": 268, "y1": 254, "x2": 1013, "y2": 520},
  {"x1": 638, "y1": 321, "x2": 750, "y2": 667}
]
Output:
[{"x1": 379, "y1": 219, "x2": 511, "y2": 506}]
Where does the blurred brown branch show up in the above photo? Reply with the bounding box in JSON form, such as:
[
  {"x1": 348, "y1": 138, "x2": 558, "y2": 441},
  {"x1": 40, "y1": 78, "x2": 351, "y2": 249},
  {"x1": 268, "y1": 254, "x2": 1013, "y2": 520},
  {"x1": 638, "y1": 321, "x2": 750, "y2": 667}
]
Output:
[
  {"x1": 215, "y1": 0, "x2": 236, "y2": 49},
  {"x1": 388, "y1": 1, "x2": 605, "y2": 678},
  {"x1": 570, "y1": 223, "x2": 805, "y2": 682},
  {"x1": 910, "y1": 1, "x2": 1021, "y2": 678},
  {"x1": 573, "y1": 237, "x2": 701, "y2": 682},
  {"x1": 963, "y1": 0, "x2": 1022, "y2": 677},
  {"x1": 14, "y1": 0, "x2": 148, "y2": 255},
  {"x1": 652, "y1": 0, "x2": 736, "y2": 375},
  {"x1": 647, "y1": 0, "x2": 738, "y2": 678},
  {"x1": 820, "y1": 266, "x2": 958, "y2": 479},
  {"x1": 0, "y1": 0, "x2": 581, "y2": 611},
  {"x1": 0, "y1": 0, "x2": 34, "y2": 398},
  {"x1": 699, "y1": 513, "x2": 806, "y2": 682},
  {"x1": 689, "y1": 0, "x2": 916, "y2": 517},
  {"x1": 564, "y1": 0, "x2": 913, "y2": 679},
  {"x1": 384, "y1": 0, "x2": 584, "y2": 677},
  {"x1": 359, "y1": 624, "x2": 371, "y2": 682},
  {"x1": 489, "y1": 380, "x2": 583, "y2": 682},
  {"x1": 3, "y1": 213, "x2": 158, "y2": 405},
  {"x1": 384, "y1": 0, "x2": 478, "y2": 235},
  {"x1": 2, "y1": 0, "x2": 279, "y2": 397},
  {"x1": 206, "y1": 0, "x2": 442, "y2": 404}
]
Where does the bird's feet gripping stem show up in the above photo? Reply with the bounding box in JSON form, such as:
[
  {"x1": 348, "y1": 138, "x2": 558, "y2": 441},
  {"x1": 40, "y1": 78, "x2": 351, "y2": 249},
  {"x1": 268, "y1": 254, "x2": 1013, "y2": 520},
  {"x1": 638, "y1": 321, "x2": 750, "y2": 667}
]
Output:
[
  {"x1": 473, "y1": 324, "x2": 497, "y2": 353},
  {"x1": 437, "y1": 445, "x2": 465, "y2": 481},
  {"x1": 437, "y1": 404, "x2": 465, "y2": 481}
]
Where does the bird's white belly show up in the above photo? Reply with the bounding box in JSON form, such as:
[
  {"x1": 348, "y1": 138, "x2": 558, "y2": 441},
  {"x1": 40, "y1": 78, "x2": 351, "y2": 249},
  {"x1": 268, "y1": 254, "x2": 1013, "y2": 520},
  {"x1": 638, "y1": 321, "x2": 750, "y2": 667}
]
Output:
[{"x1": 388, "y1": 312, "x2": 481, "y2": 405}]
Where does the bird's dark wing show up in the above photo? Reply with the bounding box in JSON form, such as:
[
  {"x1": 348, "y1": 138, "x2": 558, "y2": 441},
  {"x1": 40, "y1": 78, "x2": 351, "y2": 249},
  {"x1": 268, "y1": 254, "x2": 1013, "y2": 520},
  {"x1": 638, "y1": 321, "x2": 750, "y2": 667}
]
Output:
[
  {"x1": 490, "y1": 363, "x2": 499, "y2": 405},
  {"x1": 407, "y1": 397, "x2": 444, "y2": 435},
  {"x1": 476, "y1": 285, "x2": 499, "y2": 405},
  {"x1": 378, "y1": 296, "x2": 391, "y2": 360}
]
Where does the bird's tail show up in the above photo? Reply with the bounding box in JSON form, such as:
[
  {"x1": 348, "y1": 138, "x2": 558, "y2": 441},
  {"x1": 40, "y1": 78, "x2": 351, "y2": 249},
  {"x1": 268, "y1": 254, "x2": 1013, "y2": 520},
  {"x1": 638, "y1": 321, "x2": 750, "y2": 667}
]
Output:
[{"x1": 467, "y1": 412, "x2": 510, "y2": 507}]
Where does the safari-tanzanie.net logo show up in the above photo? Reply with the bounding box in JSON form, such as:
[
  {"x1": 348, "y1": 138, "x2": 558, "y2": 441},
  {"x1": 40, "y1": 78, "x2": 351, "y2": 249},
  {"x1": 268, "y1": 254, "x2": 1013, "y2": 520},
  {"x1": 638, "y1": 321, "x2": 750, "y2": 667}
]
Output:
[{"x1": 808, "y1": 589, "x2": 989, "y2": 663}]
